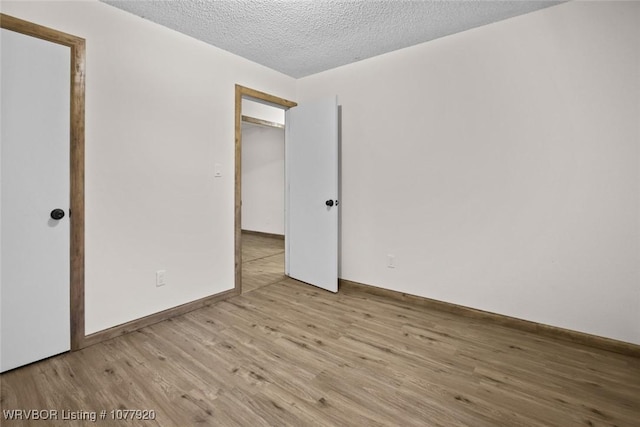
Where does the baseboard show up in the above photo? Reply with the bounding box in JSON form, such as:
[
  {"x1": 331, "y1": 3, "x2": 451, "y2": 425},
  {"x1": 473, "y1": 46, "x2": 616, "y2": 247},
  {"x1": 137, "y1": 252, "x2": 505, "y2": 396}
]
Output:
[
  {"x1": 242, "y1": 229, "x2": 285, "y2": 240},
  {"x1": 339, "y1": 279, "x2": 640, "y2": 358},
  {"x1": 80, "y1": 288, "x2": 239, "y2": 349}
]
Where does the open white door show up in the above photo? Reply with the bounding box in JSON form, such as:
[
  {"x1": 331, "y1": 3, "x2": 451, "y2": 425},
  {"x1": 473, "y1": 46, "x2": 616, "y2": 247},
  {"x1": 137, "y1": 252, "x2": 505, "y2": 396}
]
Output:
[
  {"x1": 1, "y1": 29, "x2": 71, "y2": 372},
  {"x1": 285, "y1": 97, "x2": 339, "y2": 292}
]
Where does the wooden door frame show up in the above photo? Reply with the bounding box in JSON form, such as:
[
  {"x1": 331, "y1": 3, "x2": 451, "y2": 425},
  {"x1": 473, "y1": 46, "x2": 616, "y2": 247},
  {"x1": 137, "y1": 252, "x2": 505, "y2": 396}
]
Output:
[
  {"x1": 234, "y1": 85, "x2": 296, "y2": 293},
  {"x1": 1, "y1": 14, "x2": 86, "y2": 351}
]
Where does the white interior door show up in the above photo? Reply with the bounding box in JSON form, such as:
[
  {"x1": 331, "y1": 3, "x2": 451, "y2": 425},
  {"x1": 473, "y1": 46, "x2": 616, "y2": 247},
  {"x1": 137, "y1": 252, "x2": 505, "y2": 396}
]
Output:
[
  {"x1": 285, "y1": 97, "x2": 339, "y2": 292},
  {"x1": 1, "y1": 28, "x2": 71, "y2": 372}
]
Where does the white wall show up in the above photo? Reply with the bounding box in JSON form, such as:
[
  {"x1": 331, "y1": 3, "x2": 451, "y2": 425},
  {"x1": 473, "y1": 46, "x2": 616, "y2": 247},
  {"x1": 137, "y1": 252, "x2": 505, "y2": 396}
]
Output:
[
  {"x1": 298, "y1": 1, "x2": 640, "y2": 344},
  {"x1": 4, "y1": 1, "x2": 638, "y2": 346},
  {"x1": 0, "y1": 0, "x2": 296, "y2": 334},
  {"x1": 242, "y1": 99, "x2": 285, "y2": 125},
  {"x1": 241, "y1": 122, "x2": 285, "y2": 235}
]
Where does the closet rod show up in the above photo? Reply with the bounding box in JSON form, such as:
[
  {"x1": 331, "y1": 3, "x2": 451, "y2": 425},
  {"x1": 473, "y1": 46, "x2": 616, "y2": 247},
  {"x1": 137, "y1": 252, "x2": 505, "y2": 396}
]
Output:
[{"x1": 241, "y1": 115, "x2": 284, "y2": 129}]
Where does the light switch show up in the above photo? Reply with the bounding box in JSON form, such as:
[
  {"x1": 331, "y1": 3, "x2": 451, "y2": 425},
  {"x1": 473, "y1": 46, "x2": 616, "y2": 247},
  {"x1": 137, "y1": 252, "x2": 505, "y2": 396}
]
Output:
[{"x1": 214, "y1": 163, "x2": 222, "y2": 177}]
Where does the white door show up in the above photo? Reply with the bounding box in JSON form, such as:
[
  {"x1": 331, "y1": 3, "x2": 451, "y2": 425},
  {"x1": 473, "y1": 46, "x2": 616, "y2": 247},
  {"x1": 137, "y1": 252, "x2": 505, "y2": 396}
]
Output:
[
  {"x1": 0, "y1": 29, "x2": 71, "y2": 372},
  {"x1": 285, "y1": 97, "x2": 339, "y2": 292}
]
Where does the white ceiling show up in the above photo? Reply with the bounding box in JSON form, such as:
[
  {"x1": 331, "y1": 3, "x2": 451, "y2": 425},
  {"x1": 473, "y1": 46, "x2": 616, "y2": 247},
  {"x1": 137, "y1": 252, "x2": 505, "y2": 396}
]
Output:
[{"x1": 101, "y1": 0, "x2": 563, "y2": 78}]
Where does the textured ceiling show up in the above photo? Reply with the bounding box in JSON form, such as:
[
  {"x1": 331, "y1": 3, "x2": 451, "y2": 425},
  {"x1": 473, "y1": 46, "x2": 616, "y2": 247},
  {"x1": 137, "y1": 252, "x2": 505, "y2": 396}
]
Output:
[{"x1": 102, "y1": 0, "x2": 563, "y2": 78}]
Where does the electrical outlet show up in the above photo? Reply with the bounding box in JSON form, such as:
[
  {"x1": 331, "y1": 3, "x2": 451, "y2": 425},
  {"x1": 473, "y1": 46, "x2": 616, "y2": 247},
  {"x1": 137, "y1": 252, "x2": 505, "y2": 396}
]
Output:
[
  {"x1": 387, "y1": 255, "x2": 395, "y2": 269},
  {"x1": 156, "y1": 270, "x2": 167, "y2": 287}
]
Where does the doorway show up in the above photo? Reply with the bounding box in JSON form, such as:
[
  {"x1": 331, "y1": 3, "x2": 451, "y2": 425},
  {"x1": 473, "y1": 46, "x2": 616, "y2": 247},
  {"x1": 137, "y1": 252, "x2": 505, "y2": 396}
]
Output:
[
  {"x1": 234, "y1": 85, "x2": 296, "y2": 294},
  {"x1": 241, "y1": 103, "x2": 286, "y2": 293}
]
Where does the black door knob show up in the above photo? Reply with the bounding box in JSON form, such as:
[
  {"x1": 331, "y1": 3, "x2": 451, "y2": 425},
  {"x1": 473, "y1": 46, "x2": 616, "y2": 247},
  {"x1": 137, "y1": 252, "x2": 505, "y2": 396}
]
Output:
[
  {"x1": 50, "y1": 209, "x2": 65, "y2": 220},
  {"x1": 325, "y1": 200, "x2": 334, "y2": 207}
]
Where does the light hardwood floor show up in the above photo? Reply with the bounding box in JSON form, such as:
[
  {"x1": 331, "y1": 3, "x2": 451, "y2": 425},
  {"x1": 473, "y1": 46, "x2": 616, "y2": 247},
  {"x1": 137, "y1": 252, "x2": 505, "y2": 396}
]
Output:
[
  {"x1": 1, "y1": 235, "x2": 639, "y2": 426},
  {"x1": 241, "y1": 232, "x2": 285, "y2": 294}
]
